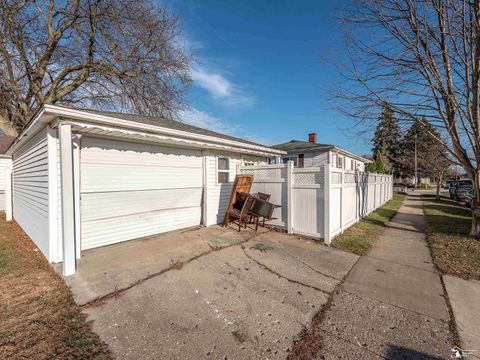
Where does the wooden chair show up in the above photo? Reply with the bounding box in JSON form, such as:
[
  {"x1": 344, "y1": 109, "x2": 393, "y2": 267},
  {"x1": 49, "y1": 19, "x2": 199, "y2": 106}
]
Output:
[{"x1": 225, "y1": 194, "x2": 256, "y2": 231}]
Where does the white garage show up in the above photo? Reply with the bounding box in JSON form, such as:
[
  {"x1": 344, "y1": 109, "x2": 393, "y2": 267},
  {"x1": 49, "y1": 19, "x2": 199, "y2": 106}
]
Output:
[
  {"x1": 6, "y1": 105, "x2": 284, "y2": 275},
  {"x1": 80, "y1": 137, "x2": 203, "y2": 250}
]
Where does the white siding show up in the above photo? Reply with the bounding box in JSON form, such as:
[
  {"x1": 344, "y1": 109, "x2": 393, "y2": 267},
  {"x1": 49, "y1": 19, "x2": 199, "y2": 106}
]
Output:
[
  {"x1": 329, "y1": 151, "x2": 366, "y2": 172},
  {"x1": 80, "y1": 137, "x2": 203, "y2": 250},
  {"x1": 284, "y1": 150, "x2": 366, "y2": 171},
  {"x1": 0, "y1": 157, "x2": 12, "y2": 211},
  {"x1": 12, "y1": 129, "x2": 49, "y2": 257},
  {"x1": 311, "y1": 151, "x2": 329, "y2": 167},
  {"x1": 205, "y1": 152, "x2": 266, "y2": 226}
]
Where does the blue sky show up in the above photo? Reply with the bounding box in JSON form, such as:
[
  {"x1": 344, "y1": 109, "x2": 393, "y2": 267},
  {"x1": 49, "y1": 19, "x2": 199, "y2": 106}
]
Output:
[{"x1": 168, "y1": 0, "x2": 372, "y2": 155}]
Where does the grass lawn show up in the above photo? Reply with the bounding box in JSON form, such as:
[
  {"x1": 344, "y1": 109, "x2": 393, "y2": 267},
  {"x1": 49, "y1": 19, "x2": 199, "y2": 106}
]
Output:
[
  {"x1": 0, "y1": 215, "x2": 111, "y2": 359},
  {"x1": 331, "y1": 194, "x2": 406, "y2": 255},
  {"x1": 423, "y1": 196, "x2": 480, "y2": 280}
]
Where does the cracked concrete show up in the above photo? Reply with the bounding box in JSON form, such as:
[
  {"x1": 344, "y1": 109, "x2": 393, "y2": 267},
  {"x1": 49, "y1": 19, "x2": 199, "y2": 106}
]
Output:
[
  {"x1": 57, "y1": 225, "x2": 269, "y2": 306},
  {"x1": 305, "y1": 195, "x2": 456, "y2": 360},
  {"x1": 67, "y1": 227, "x2": 358, "y2": 359}
]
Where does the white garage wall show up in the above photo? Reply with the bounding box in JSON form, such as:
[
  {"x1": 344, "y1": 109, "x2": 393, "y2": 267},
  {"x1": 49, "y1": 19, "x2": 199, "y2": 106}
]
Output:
[
  {"x1": 0, "y1": 157, "x2": 12, "y2": 211},
  {"x1": 205, "y1": 151, "x2": 266, "y2": 226},
  {"x1": 80, "y1": 137, "x2": 204, "y2": 249},
  {"x1": 12, "y1": 128, "x2": 50, "y2": 257}
]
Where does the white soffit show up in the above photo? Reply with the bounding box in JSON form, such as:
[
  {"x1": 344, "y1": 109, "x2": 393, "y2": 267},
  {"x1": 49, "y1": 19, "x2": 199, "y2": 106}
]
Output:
[{"x1": 53, "y1": 120, "x2": 278, "y2": 157}]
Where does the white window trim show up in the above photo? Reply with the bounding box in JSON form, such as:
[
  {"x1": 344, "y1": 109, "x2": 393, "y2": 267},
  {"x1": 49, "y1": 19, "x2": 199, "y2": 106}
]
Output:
[
  {"x1": 336, "y1": 155, "x2": 344, "y2": 169},
  {"x1": 216, "y1": 156, "x2": 230, "y2": 185}
]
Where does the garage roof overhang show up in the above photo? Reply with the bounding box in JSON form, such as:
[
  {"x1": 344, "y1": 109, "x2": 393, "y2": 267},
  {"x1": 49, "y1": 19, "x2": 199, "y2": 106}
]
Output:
[{"x1": 6, "y1": 105, "x2": 285, "y2": 158}]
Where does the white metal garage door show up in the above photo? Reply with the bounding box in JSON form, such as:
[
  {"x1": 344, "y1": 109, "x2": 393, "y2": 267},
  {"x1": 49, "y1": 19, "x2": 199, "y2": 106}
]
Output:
[{"x1": 80, "y1": 137, "x2": 203, "y2": 250}]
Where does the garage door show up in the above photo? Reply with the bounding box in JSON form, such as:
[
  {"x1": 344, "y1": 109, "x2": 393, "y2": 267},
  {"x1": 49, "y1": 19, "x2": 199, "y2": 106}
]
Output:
[{"x1": 80, "y1": 137, "x2": 203, "y2": 250}]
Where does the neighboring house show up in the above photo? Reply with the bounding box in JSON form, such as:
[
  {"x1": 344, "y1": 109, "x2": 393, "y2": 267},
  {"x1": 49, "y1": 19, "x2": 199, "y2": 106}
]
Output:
[
  {"x1": 0, "y1": 135, "x2": 15, "y2": 211},
  {"x1": 271, "y1": 133, "x2": 370, "y2": 171},
  {"x1": 5, "y1": 105, "x2": 284, "y2": 274}
]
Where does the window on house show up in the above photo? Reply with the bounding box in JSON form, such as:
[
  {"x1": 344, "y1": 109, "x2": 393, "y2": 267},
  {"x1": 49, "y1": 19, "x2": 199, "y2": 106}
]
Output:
[
  {"x1": 336, "y1": 155, "x2": 344, "y2": 169},
  {"x1": 217, "y1": 157, "x2": 230, "y2": 183},
  {"x1": 351, "y1": 159, "x2": 354, "y2": 170},
  {"x1": 298, "y1": 154, "x2": 304, "y2": 168},
  {"x1": 282, "y1": 156, "x2": 297, "y2": 167},
  {"x1": 243, "y1": 161, "x2": 254, "y2": 166}
]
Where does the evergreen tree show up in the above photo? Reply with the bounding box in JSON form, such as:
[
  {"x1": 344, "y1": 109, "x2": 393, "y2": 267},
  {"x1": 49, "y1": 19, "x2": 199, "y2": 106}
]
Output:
[
  {"x1": 400, "y1": 118, "x2": 451, "y2": 186},
  {"x1": 367, "y1": 151, "x2": 386, "y2": 173},
  {"x1": 372, "y1": 103, "x2": 402, "y2": 171}
]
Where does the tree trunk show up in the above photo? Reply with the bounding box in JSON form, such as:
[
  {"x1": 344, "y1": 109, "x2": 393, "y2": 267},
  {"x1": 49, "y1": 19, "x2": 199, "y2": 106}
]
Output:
[
  {"x1": 470, "y1": 206, "x2": 480, "y2": 238},
  {"x1": 0, "y1": 114, "x2": 18, "y2": 136},
  {"x1": 470, "y1": 173, "x2": 480, "y2": 237},
  {"x1": 436, "y1": 181, "x2": 441, "y2": 200}
]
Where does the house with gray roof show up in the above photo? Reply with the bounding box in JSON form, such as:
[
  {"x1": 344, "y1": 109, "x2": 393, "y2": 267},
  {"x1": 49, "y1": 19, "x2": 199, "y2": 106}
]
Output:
[
  {"x1": 271, "y1": 133, "x2": 370, "y2": 171},
  {"x1": 5, "y1": 104, "x2": 284, "y2": 275}
]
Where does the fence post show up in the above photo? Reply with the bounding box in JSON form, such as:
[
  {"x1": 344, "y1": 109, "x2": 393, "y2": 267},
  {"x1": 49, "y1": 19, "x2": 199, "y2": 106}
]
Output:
[
  {"x1": 323, "y1": 165, "x2": 331, "y2": 245},
  {"x1": 5, "y1": 167, "x2": 12, "y2": 221},
  {"x1": 286, "y1": 161, "x2": 293, "y2": 234}
]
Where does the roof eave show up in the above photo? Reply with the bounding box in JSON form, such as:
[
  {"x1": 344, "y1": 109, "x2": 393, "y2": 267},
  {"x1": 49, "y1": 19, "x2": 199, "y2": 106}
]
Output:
[
  {"x1": 332, "y1": 146, "x2": 371, "y2": 163},
  {"x1": 7, "y1": 105, "x2": 285, "y2": 157}
]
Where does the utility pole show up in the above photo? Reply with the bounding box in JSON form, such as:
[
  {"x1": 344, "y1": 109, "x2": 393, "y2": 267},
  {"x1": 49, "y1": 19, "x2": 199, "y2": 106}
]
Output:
[{"x1": 414, "y1": 133, "x2": 418, "y2": 189}]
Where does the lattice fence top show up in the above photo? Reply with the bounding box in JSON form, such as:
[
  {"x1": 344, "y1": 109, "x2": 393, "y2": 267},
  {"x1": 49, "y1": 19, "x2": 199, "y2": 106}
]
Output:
[
  {"x1": 293, "y1": 168, "x2": 324, "y2": 186},
  {"x1": 344, "y1": 172, "x2": 356, "y2": 184},
  {"x1": 331, "y1": 171, "x2": 342, "y2": 184},
  {"x1": 240, "y1": 166, "x2": 287, "y2": 179}
]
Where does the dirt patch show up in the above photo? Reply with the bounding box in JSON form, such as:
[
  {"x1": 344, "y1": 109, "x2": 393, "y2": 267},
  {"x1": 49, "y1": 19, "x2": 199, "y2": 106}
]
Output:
[{"x1": 0, "y1": 216, "x2": 111, "y2": 359}]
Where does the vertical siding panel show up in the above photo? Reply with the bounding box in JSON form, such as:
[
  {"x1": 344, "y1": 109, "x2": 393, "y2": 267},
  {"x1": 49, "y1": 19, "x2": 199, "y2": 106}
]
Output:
[
  {"x1": 0, "y1": 158, "x2": 12, "y2": 210},
  {"x1": 12, "y1": 128, "x2": 49, "y2": 258}
]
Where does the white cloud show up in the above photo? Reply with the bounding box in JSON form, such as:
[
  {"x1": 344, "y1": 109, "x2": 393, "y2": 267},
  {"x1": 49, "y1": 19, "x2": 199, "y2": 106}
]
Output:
[
  {"x1": 178, "y1": 108, "x2": 270, "y2": 145},
  {"x1": 191, "y1": 68, "x2": 232, "y2": 98},
  {"x1": 190, "y1": 66, "x2": 254, "y2": 108},
  {"x1": 178, "y1": 108, "x2": 235, "y2": 134}
]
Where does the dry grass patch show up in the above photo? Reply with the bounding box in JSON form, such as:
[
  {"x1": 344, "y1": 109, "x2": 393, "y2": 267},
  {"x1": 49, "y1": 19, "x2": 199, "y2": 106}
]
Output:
[
  {"x1": 423, "y1": 196, "x2": 480, "y2": 280},
  {"x1": 0, "y1": 215, "x2": 111, "y2": 359},
  {"x1": 331, "y1": 194, "x2": 406, "y2": 255}
]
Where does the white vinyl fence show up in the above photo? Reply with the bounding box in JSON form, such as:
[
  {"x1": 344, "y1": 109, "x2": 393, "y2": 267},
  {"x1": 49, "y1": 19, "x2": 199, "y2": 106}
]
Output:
[{"x1": 239, "y1": 162, "x2": 393, "y2": 244}]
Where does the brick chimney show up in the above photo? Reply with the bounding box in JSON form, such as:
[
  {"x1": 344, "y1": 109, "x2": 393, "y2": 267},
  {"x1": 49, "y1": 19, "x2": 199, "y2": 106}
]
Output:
[{"x1": 308, "y1": 133, "x2": 317, "y2": 143}]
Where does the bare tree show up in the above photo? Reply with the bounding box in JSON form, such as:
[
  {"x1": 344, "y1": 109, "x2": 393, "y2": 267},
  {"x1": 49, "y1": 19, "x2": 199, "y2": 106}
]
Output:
[
  {"x1": 0, "y1": 0, "x2": 191, "y2": 135},
  {"x1": 333, "y1": 0, "x2": 480, "y2": 236}
]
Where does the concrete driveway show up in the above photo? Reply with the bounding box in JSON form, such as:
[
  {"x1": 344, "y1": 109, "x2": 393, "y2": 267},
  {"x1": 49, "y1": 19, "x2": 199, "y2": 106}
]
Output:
[{"x1": 62, "y1": 226, "x2": 358, "y2": 359}]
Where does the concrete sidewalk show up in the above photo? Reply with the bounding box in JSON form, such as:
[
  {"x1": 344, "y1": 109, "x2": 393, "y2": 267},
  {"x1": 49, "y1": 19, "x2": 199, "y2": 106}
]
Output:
[
  {"x1": 444, "y1": 275, "x2": 480, "y2": 358},
  {"x1": 316, "y1": 195, "x2": 456, "y2": 359}
]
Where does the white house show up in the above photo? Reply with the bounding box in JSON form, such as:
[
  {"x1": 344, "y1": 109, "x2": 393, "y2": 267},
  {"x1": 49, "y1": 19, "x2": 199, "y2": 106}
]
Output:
[
  {"x1": 0, "y1": 155, "x2": 12, "y2": 211},
  {"x1": 271, "y1": 133, "x2": 370, "y2": 171},
  {"x1": 0, "y1": 135, "x2": 14, "y2": 211},
  {"x1": 5, "y1": 105, "x2": 284, "y2": 275}
]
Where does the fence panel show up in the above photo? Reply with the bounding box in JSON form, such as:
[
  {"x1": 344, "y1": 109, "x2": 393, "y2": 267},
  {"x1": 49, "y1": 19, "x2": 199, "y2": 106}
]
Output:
[
  {"x1": 239, "y1": 163, "x2": 393, "y2": 243},
  {"x1": 240, "y1": 164, "x2": 287, "y2": 227},
  {"x1": 292, "y1": 167, "x2": 325, "y2": 237}
]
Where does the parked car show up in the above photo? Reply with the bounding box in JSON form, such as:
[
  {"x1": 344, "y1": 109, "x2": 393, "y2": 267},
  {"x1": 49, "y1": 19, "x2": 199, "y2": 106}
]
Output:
[
  {"x1": 445, "y1": 179, "x2": 456, "y2": 189},
  {"x1": 455, "y1": 180, "x2": 473, "y2": 202}
]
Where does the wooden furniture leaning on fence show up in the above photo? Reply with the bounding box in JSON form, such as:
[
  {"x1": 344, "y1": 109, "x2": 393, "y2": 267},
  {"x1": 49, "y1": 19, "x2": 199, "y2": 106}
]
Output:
[
  {"x1": 225, "y1": 193, "x2": 257, "y2": 231},
  {"x1": 248, "y1": 197, "x2": 279, "y2": 230},
  {"x1": 250, "y1": 192, "x2": 271, "y2": 227},
  {"x1": 222, "y1": 175, "x2": 254, "y2": 226}
]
